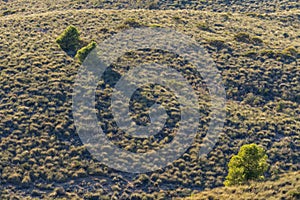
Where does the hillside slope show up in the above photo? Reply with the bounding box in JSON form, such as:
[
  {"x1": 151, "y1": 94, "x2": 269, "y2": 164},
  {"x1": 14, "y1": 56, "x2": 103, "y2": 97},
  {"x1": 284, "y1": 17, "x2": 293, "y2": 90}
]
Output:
[
  {"x1": 185, "y1": 171, "x2": 300, "y2": 200},
  {"x1": 0, "y1": 0, "x2": 299, "y2": 16},
  {"x1": 0, "y1": 9, "x2": 299, "y2": 199}
]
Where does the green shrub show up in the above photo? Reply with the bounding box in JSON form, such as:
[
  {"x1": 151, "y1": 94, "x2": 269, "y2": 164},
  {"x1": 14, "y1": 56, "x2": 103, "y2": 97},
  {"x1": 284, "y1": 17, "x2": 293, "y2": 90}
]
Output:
[
  {"x1": 56, "y1": 25, "x2": 82, "y2": 56},
  {"x1": 75, "y1": 41, "x2": 97, "y2": 63},
  {"x1": 224, "y1": 143, "x2": 269, "y2": 186}
]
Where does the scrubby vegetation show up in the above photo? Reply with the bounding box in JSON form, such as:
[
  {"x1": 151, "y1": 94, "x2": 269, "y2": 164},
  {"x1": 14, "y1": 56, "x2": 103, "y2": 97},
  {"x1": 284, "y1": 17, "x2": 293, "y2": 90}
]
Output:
[
  {"x1": 0, "y1": 1, "x2": 299, "y2": 199},
  {"x1": 186, "y1": 171, "x2": 300, "y2": 200},
  {"x1": 0, "y1": 0, "x2": 299, "y2": 16}
]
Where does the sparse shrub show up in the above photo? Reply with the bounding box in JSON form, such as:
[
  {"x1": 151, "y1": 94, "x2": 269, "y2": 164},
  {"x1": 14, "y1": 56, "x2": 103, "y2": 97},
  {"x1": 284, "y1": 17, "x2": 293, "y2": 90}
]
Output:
[
  {"x1": 54, "y1": 172, "x2": 67, "y2": 183},
  {"x1": 31, "y1": 189, "x2": 43, "y2": 197},
  {"x1": 243, "y1": 93, "x2": 264, "y2": 106},
  {"x1": 234, "y1": 32, "x2": 263, "y2": 45},
  {"x1": 2, "y1": 10, "x2": 17, "y2": 16},
  {"x1": 118, "y1": 18, "x2": 143, "y2": 29},
  {"x1": 172, "y1": 16, "x2": 181, "y2": 21},
  {"x1": 288, "y1": 187, "x2": 300, "y2": 200},
  {"x1": 7, "y1": 173, "x2": 22, "y2": 184},
  {"x1": 51, "y1": 187, "x2": 66, "y2": 197},
  {"x1": 134, "y1": 174, "x2": 150, "y2": 187},
  {"x1": 260, "y1": 49, "x2": 277, "y2": 59},
  {"x1": 124, "y1": 18, "x2": 142, "y2": 28},
  {"x1": 56, "y1": 25, "x2": 82, "y2": 56},
  {"x1": 224, "y1": 143, "x2": 269, "y2": 186},
  {"x1": 208, "y1": 39, "x2": 228, "y2": 50},
  {"x1": 252, "y1": 37, "x2": 263, "y2": 45},
  {"x1": 85, "y1": 192, "x2": 109, "y2": 200},
  {"x1": 234, "y1": 32, "x2": 252, "y2": 43},
  {"x1": 146, "y1": 1, "x2": 159, "y2": 9},
  {"x1": 130, "y1": 193, "x2": 143, "y2": 200},
  {"x1": 75, "y1": 41, "x2": 97, "y2": 63},
  {"x1": 244, "y1": 51, "x2": 258, "y2": 58},
  {"x1": 282, "y1": 46, "x2": 298, "y2": 58},
  {"x1": 21, "y1": 174, "x2": 32, "y2": 187},
  {"x1": 197, "y1": 22, "x2": 211, "y2": 31},
  {"x1": 74, "y1": 168, "x2": 87, "y2": 178},
  {"x1": 275, "y1": 101, "x2": 286, "y2": 112}
]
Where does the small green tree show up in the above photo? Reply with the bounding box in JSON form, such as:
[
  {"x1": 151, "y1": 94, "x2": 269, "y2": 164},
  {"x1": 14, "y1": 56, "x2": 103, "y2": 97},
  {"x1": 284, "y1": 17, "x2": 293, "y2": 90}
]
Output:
[
  {"x1": 75, "y1": 41, "x2": 97, "y2": 63},
  {"x1": 224, "y1": 143, "x2": 268, "y2": 186},
  {"x1": 56, "y1": 25, "x2": 82, "y2": 56}
]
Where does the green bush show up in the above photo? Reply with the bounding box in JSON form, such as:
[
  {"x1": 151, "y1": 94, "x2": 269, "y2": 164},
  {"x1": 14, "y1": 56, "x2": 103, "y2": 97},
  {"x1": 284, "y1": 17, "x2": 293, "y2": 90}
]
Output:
[
  {"x1": 224, "y1": 143, "x2": 269, "y2": 186},
  {"x1": 56, "y1": 25, "x2": 82, "y2": 56},
  {"x1": 75, "y1": 41, "x2": 97, "y2": 63}
]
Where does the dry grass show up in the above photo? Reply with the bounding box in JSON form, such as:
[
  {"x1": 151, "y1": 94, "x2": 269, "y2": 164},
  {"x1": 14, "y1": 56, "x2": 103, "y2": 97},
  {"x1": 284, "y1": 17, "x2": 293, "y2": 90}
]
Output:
[
  {"x1": 0, "y1": 0, "x2": 299, "y2": 16},
  {"x1": 0, "y1": 7, "x2": 299, "y2": 199},
  {"x1": 186, "y1": 171, "x2": 300, "y2": 200}
]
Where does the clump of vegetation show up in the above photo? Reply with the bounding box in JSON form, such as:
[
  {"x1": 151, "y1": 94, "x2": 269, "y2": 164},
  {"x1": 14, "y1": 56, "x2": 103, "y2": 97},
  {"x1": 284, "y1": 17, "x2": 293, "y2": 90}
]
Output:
[
  {"x1": 234, "y1": 32, "x2": 263, "y2": 45},
  {"x1": 147, "y1": 1, "x2": 159, "y2": 9},
  {"x1": 260, "y1": 49, "x2": 277, "y2": 58},
  {"x1": 196, "y1": 22, "x2": 212, "y2": 32},
  {"x1": 0, "y1": 7, "x2": 299, "y2": 200},
  {"x1": 234, "y1": 32, "x2": 252, "y2": 43},
  {"x1": 243, "y1": 50, "x2": 258, "y2": 58},
  {"x1": 187, "y1": 171, "x2": 300, "y2": 200},
  {"x1": 251, "y1": 36, "x2": 264, "y2": 45},
  {"x1": 2, "y1": 9, "x2": 17, "y2": 16},
  {"x1": 288, "y1": 187, "x2": 300, "y2": 200},
  {"x1": 282, "y1": 46, "x2": 299, "y2": 58},
  {"x1": 259, "y1": 46, "x2": 298, "y2": 63},
  {"x1": 56, "y1": 25, "x2": 84, "y2": 56},
  {"x1": 7, "y1": 173, "x2": 22, "y2": 184},
  {"x1": 117, "y1": 18, "x2": 144, "y2": 30},
  {"x1": 56, "y1": 25, "x2": 96, "y2": 61},
  {"x1": 123, "y1": 18, "x2": 143, "y2": 28},
  {"x1": 75, "y1": 41, "x2": 97, "y2": 63},
  {"x1": 208, "y1": 39, "x2": 228, "y2": 50},
  {"x1": 172, "y1": 15, "x2": 186, "y2": 24},
  {"x1": 224, "y1": 143, "x2": 269, "y2": 186}
]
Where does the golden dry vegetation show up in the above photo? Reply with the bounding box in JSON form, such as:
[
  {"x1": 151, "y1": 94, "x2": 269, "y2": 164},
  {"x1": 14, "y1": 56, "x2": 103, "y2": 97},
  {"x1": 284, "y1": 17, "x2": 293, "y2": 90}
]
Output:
[
  {"x1": 0, "y1": 1, "x2": 299, "y2": 199},
  {"x1": 185, "y1": 171, "x2": 300, "y2": 200}
]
